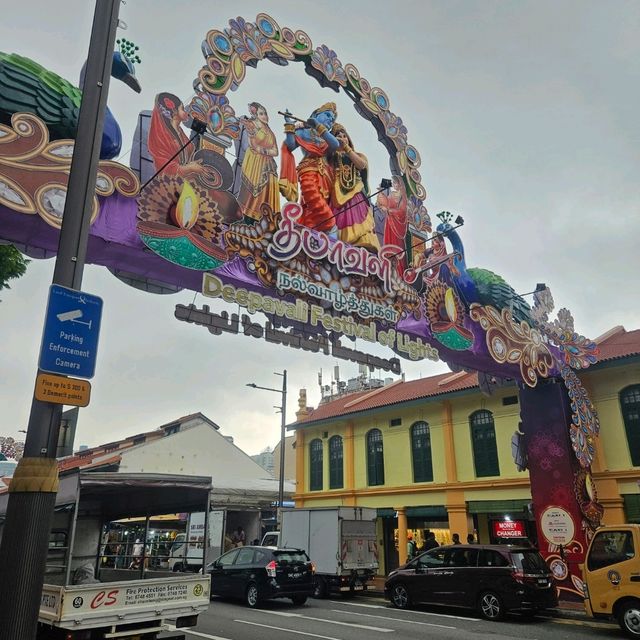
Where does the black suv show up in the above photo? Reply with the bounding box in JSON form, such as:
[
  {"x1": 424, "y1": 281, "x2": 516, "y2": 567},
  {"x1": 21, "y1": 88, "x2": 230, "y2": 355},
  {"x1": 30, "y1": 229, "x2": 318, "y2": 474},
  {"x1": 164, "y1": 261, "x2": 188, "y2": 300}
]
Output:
[
  {"x1": 206, "y1": 546, "x2": 314, "y2": 607},
  {"x1": 384, "y1": 544, "x2": 557, "y2": 620}
]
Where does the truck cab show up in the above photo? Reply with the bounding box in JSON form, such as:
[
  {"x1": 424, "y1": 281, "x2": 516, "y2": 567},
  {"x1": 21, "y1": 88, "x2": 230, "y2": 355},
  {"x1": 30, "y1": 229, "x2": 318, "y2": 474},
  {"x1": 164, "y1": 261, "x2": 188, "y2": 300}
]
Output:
[{"x1": 582, "y1": 524, "x2": 640, "y2": 637}]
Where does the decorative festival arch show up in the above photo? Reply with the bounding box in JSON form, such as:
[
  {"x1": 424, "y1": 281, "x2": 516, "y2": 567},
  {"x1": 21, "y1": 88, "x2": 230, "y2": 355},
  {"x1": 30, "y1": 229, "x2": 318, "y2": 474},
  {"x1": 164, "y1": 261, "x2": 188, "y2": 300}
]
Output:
[{"x1": 0, "y1": 13, "x2": 602, "y2": 599}]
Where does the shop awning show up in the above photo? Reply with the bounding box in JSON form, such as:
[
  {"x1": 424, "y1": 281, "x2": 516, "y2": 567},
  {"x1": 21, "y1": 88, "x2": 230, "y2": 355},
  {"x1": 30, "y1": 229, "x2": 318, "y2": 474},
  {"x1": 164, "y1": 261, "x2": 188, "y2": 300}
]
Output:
[
  {"x1": 376, "y1": 506, "x2": 448, "y2": 518},
  {"x1": 467, "y1": 499, "x2": 530, "y2": 514},
  {"x1": 624, "y1": 494, "x2": 640, "y2": 522}
]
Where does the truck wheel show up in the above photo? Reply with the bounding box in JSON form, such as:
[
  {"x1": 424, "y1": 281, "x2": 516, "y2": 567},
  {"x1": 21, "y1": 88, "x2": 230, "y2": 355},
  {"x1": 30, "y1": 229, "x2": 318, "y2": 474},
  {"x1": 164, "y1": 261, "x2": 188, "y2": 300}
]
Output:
[
  {"x1": 246, "y1": 582, "x2": 262, "y2": 608},
  {"x1": 390, "y1": 583, "x2": 411, "y2": 609},
  {"x1": 478, "y1": 591, "x2": 505, "y2": 621},
  {"x1": 313, "y1": 577, "x2": 328, "y2": 599},
  {"x1": 618, "y1": 599, "x2": 640, "y2": 637},
  {"x1": 172, "y1": 563, "x2": 183, "y2": 572},
  {"x1": 291, "y1": 595, "x2": 308, "y2": 606}
]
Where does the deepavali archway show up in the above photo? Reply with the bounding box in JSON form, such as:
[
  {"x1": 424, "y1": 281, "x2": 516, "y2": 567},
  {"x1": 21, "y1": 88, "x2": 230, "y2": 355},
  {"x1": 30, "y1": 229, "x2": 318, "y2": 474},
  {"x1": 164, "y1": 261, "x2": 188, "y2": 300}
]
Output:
[{"x1": 0, "y1": 13, "x2": 601, "y2": 598}]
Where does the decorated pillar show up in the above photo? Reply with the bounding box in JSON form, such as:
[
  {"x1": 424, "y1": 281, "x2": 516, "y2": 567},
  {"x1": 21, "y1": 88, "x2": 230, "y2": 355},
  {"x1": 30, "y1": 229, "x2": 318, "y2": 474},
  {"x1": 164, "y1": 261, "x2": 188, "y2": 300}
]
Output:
[
  {"x1": 295, "y1": 429, "x2": 305, "y2": 507},
  {"x1": 519, "y1": 380, "x2": 603, "y2": 600},
  {"x1": 396, "y1": 507, "x2": 408, "y2": 566}
]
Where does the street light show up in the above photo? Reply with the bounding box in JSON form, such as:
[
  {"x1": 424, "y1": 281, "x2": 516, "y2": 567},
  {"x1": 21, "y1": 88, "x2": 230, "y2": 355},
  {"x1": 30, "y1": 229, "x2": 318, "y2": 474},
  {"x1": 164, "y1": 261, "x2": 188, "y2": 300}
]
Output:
[{"x1": 246, "y1": 370, "x2": 287, "y2": 519}]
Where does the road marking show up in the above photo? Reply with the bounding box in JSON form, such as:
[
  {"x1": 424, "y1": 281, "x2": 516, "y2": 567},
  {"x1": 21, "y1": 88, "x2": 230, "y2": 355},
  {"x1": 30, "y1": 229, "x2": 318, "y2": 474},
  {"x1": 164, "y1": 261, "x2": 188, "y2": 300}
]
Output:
[
  {"x1": 331, "y1": 600, "x2": 481, "y2": 621},
  {"x1": 546, "y1": 618, "x2": 618, "y2": 629},
  {"x1": 166, "y1": 626, "x2": 232, "y2": 640},
  {"x1": 332, "y1": 609, "x2": 456, "y2": 630},
  {"x1": 235, "y1": 619, "x2": 342, "y2": 640},
  {"x1": 260, "y1": 609, "x2": 394, "y2": 632}
]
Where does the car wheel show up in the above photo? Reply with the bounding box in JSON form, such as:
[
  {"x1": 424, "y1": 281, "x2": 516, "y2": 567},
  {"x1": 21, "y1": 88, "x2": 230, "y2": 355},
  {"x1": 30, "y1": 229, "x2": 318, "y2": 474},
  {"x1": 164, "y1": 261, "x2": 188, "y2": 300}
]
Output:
[
  {"x1": 245, "y1": 582, "x2": 262, "y2": 608},
  {"x1": 313, "y1": 577, "x2": 328, "y2": 599},
  {"x1": 390, "y1": 583, "x2": 411, "y2": 609},
  {"x1": 618, "y1": 599, "x2": 640, "y2": 637},
  {"x1": 478, "y1": 591, "x2": 504, "y2": 621},
  {"x1": 291, "y1": 595, "x2": 308, "y2": 606}
]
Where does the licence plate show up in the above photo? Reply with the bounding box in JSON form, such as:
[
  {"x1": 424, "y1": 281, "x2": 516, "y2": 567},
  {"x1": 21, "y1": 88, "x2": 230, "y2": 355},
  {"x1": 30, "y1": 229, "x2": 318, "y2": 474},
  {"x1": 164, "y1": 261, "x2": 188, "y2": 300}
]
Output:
[
  {"x1": 537, "y1": 578, "x2": 548, "y2": 585},
  {"x1": 288, "y1": 572, "x2": 302, "y2": 579}
]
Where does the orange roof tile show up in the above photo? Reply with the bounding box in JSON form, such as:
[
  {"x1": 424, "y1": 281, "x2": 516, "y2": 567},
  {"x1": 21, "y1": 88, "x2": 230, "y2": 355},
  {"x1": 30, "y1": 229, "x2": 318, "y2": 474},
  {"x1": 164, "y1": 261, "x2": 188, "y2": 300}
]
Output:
[{"x1": 292, "y1": 325, "x2": 640, "y2": 428}]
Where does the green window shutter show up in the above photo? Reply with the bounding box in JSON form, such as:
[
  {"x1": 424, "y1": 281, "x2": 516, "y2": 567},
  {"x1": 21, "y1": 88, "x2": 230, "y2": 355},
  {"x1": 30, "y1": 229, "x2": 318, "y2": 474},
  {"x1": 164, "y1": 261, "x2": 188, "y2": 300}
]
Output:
[
  {"x1": 367, "y1": 429, "x2": 385, "y2": 486},
  {"x1": 329, "y1": 436, "x2": 343, "y2": 489},
  {"x1": 471, "y1": 411, "x2": 500, "y2": 478},
  {"x1": 621, "y1": 386, "x2": 640, "y2": 466},
  {"x1": 309, "y1": 439, "x2": 323, "y2": 491},
  {"x1": 411, "y1": 421, "x2": 434, "y2": 482}
]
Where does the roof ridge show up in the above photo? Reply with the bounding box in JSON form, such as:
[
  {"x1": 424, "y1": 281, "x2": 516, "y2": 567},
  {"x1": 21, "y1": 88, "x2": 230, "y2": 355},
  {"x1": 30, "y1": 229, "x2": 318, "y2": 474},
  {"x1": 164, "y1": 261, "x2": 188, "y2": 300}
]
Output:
[
  {"x1": 594, "y1": 325, "x2": 625, "y2": 344},
  {"x1": 343, "y1": 379, "x2": 404, "y2": 408},
  {"x1": 437, "y1": 370, "x2": 471, "y2": 387}
]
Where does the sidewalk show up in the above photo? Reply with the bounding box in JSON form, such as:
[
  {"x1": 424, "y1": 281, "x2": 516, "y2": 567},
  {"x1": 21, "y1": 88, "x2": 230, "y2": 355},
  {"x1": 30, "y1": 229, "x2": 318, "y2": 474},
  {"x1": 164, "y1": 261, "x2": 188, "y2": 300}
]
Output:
[{"x1": 365, "y1": 576, "x2": 589, "y2": 620}]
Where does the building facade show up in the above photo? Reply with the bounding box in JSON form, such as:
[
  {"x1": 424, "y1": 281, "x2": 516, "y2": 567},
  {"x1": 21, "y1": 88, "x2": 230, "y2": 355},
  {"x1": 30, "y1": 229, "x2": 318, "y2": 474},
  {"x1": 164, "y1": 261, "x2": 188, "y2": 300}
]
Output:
[{"x1": 289, "y1": 326, "x2": 640, "y2": 576}]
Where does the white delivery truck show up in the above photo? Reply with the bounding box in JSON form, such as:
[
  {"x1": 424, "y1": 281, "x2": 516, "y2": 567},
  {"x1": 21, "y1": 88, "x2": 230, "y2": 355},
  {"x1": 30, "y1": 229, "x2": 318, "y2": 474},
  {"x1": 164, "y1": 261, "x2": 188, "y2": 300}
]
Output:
[
  {"x1": 262, "y1": 507, "x2": 379, "y2": 597},
  {"x1": 0, "y1": 471, "x2": 212, "y2": 639},
  {"x1": 168, "y1": 508, "x2": 262, "y2": 571}
]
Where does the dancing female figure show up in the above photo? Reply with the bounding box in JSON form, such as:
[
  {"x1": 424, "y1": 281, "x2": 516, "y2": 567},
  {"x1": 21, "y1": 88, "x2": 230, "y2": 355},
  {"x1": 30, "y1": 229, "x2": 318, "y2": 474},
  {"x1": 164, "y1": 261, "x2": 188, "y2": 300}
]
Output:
[
  {"x1": 377, "y1": 175, "x2": 408, "y2": 273},
  {"x1": 237, "y1": 102, "x2": 280, "y2": 220},
  {"x1": 330, "y1": 123, "x2": 380, "y2": 251}
]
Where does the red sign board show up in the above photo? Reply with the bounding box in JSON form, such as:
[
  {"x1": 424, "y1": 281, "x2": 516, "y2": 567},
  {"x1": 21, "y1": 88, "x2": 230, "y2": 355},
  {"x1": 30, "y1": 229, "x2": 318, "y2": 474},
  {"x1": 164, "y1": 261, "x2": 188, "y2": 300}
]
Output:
[{"x1": 492, "y1": 520, "x2": 526, "y2": 538}]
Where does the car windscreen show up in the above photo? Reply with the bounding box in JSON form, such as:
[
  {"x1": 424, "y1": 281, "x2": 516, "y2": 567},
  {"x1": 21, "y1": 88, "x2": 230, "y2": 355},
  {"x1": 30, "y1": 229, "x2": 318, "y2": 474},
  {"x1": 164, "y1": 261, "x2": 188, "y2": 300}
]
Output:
[
  {"x1": 273, "y1": 550, "x2": 309, "y2": 563},
  {"x1": 511, "y1": 551, "x2": 549, "y2": 573}
]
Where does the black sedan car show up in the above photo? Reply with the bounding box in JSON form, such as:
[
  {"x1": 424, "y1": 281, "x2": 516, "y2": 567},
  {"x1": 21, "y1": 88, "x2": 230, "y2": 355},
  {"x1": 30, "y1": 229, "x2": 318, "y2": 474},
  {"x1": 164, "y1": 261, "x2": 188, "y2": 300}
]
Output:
[
  {"x1": 385, "y1": 544, "x2": 557, "y2": 620},
  {"x1": 206, "y1": 546, "x2": 314, "y2": 607}
]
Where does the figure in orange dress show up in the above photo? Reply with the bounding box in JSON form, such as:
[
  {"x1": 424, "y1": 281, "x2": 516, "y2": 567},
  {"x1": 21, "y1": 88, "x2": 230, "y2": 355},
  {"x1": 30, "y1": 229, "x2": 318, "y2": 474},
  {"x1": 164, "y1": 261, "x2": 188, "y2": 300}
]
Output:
[
  {"x1": 377, "y1": 175, "x2": 408, "y2": 273},
  {"x1": 279, "y1": 102, "x2": 340, "y2": 236}
]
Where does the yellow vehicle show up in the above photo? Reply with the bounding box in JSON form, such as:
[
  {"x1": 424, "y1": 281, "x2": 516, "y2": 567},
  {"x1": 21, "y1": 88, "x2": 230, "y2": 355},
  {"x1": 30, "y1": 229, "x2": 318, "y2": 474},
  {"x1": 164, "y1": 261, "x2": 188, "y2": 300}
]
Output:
[{"x1": 582, "y1": 524, "x2": 640, "y2": 637}]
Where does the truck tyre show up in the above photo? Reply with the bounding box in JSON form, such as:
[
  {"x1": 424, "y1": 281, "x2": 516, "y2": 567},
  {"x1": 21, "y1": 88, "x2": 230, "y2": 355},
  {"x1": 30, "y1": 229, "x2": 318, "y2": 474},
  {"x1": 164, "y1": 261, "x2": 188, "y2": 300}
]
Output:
[
  {"x1": 478, "y1": 591, "x2": 505, "y2": 621},
  {"x1": 313, "y1": 577, "x2": 328, "y2": 599},
  {"x1": 172, "y1": 563, "x2": 183, "y2": 572},
  {"x1": 291, "y1": 595, "x2": 308, "y2": 606},
  {"x1": 390, "y1": 583, "x2": 411, "y2": 609},
  {"x1": 618, "y1": 599, "x2": 640, "y2": 637},
  {"x1": 246, "y1": 582, "x2": 262, "y2": 608}
]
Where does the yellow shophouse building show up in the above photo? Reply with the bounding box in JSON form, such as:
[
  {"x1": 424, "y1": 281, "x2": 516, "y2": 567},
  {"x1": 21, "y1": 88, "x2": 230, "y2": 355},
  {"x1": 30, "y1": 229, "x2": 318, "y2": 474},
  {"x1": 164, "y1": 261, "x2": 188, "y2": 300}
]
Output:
[{"x1": 288, "y1": 326, "x2": 640, "y2": 576}]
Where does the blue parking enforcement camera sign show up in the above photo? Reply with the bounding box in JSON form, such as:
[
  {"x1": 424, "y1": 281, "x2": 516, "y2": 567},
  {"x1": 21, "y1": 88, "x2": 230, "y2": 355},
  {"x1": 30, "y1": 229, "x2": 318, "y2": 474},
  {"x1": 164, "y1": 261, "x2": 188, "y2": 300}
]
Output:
[{"x1": 39, "y1": 285, "x2": 103, "y2": 379}]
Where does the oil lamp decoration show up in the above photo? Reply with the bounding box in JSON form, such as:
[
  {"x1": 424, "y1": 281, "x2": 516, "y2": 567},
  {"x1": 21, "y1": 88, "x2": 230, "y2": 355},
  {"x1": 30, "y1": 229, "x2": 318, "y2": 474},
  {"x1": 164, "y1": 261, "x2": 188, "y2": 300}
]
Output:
[{"x1": 137, "y1": 173, "x2": 240, "y2": 270}]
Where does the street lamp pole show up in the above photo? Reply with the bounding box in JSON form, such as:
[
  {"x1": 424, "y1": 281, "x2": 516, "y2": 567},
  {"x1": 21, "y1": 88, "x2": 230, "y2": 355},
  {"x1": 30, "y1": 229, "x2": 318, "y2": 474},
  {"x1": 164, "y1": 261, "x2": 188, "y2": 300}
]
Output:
[
  {"x1": 246, "y1": 369, "x2": 287, "y2": 518},
  {"x1": 276, "y1": 370, "x2": 287, "y2": 513}
]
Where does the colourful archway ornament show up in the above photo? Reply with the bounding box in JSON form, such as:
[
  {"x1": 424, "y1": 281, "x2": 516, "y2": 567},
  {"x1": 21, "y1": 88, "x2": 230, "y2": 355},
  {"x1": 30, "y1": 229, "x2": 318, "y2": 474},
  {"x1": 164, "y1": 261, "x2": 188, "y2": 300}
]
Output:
[{"x1": 0, "y1": 13, "x2": 601, "y2": 599}]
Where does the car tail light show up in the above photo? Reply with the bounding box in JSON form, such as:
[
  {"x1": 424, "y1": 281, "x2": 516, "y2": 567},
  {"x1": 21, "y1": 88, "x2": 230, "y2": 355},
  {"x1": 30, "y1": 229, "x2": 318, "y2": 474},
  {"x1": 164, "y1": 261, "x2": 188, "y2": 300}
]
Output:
[
  {"x1": 266, "y1": 560, "x2": 277, "y2": 578},
  {"x1": 513, "y1": 569, "x2": 526, "y2": 584}
]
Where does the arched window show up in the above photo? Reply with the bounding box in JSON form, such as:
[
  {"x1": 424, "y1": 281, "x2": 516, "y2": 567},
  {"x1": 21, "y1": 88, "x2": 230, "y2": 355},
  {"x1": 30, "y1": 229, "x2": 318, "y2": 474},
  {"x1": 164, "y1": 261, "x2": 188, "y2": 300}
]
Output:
[
  {"x1": 621, "y1": 385, "x2": 640, "y2": 466},
  {"x1": 309, "y1": 439, "x2": 323, "y2": 491},
  {"x1": 470, "y1": 410, "x2": 500, "y2": 477},
  {"x1": 366, "y1": 429, "x2": 385, "y2": 486},
  {"x1": 411, "y1": 421, "x2": 433, "y2": 482},
  {"x1": 329, "y1": 436, "x2": 344, "y2": 489}
]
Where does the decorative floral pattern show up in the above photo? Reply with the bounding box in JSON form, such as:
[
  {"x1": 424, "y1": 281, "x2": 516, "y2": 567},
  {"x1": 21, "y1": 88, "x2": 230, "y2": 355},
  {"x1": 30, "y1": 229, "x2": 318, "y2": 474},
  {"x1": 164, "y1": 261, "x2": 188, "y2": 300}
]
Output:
[
  {"x1": 189, "y1": 92, "x2": 240, "y2": 141},
  {"x1": 310, "y1": 45, "x2": 347, "y2": 86},
  {"x1": 0, "y1": 436, "x2": 24, "y2": 461},
  {"x1": 408, "y1": 196, "x2": 431, "y2": 235},
  {"x1": 192, "y1": 13, "x2": 427, "y2": 202},
  {"x1": 0, "y1": 113, "x2": 138, "y2": 228},
  {"x1": 469, "y1": 304, "x2": 554, "y2": 387},
  {"x1": 561, "y1": 365, "x2": 600, "y2": 468}
]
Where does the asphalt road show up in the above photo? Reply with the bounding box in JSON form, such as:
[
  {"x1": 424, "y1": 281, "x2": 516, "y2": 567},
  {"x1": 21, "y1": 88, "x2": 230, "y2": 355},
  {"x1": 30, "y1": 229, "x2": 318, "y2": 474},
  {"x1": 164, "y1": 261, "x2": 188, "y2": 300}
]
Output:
[{"x1": 165, "y1": 594, "x2": 622, "y2": 640}]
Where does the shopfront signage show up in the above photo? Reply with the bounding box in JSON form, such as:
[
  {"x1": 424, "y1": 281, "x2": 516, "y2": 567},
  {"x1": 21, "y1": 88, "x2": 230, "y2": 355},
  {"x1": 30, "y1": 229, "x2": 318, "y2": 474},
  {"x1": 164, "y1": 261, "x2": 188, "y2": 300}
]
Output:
[{"x1": 492, "y1": 520, "x2": 526, "y2": 539}]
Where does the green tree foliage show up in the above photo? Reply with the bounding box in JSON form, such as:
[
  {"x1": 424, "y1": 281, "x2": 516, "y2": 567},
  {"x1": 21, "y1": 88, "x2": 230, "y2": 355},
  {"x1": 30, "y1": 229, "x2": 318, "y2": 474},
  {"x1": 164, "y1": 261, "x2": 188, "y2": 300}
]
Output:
[{"x1": 0, "y1": 244, "x2": 29, "y2": 297}]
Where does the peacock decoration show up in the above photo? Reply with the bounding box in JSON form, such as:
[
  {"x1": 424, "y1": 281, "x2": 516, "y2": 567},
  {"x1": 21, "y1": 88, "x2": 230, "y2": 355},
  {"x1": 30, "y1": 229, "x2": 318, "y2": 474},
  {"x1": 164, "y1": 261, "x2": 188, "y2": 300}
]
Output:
[
  {"x1": 423, "y1": 211, "x2": 532, "y2": 351},
  {"x1": 0, "y1": 38, "x2": 141, "y2": 160}
]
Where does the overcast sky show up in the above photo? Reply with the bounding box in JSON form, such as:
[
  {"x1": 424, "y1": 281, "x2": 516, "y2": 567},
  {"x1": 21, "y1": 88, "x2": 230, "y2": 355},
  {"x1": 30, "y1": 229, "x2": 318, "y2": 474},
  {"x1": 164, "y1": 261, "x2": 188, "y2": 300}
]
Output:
[{"x1": 0, "y1": 0, "x2": 638, "y2": 457}]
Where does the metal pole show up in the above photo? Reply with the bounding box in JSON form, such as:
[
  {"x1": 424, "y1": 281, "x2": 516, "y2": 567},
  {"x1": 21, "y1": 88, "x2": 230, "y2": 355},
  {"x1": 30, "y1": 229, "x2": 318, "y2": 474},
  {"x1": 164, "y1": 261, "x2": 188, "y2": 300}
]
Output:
[
  {"x1": 0, "y1": 2, "x2": 120, "y2": 637},
  {"x1": 278, "y1": 370, "x2": 287, "y2": 514}
]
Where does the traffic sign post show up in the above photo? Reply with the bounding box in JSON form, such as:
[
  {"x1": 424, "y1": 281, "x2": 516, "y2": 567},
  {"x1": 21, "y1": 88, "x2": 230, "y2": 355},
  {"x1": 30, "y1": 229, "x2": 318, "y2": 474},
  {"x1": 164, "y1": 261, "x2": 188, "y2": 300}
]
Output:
[
  {"x1": 39, "y1": 285, "x2": 103, "y2": 379},
  {"x1": 0, "y1": 2, "x2": 121, "y2": 637}
]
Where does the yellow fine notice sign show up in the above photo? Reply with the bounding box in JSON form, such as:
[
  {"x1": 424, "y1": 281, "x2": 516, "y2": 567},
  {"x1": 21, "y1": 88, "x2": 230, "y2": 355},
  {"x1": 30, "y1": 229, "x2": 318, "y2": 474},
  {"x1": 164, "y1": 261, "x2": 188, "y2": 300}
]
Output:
[{"x1": 35, "y1": 373, "x2": 91, "y2": 407}]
